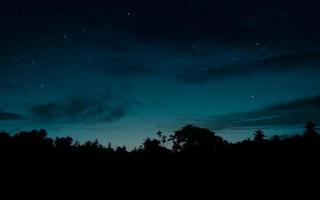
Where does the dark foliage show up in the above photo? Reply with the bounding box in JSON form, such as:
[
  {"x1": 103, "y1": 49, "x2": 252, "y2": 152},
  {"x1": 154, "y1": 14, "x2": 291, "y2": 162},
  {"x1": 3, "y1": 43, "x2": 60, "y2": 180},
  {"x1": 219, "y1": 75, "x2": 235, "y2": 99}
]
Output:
[
  {"x1": 1, "y1": 121, "x2": 320, "y2": 192},
  {"x1": 0, "y1": 122, "x2": 319, "y2": 161},
  {"x1": 169, "y1": 125, "x2": 227, "y2": 153}
]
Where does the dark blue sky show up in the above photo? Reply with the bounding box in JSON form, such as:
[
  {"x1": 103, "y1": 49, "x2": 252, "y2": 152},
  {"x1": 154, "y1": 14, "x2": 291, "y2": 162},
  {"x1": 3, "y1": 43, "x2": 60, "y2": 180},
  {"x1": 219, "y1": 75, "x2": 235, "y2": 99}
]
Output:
[{"x1": 1, "y1": 0, "x2": 320, "y2": 148}]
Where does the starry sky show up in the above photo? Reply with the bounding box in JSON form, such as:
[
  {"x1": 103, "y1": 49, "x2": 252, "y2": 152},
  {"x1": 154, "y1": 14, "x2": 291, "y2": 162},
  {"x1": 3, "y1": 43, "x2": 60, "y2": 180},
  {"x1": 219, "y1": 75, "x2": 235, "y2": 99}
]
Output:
[{"x1": 1, "y1": 0, "x2": 320, "y2": 148}]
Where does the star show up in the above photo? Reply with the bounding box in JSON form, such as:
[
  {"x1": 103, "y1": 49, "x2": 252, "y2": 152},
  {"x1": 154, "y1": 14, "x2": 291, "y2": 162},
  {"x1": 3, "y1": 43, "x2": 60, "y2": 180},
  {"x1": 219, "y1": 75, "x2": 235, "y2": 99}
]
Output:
[{"x1": 192, "y1": 45, "x2": 200, "y2": 52}]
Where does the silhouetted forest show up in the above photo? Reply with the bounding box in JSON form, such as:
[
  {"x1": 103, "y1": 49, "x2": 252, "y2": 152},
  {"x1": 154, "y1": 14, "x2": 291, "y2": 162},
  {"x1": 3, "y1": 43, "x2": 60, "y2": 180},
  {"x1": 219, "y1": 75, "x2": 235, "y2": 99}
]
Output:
[
  {"x1": 1, "y1": 121, "x2": 320, "y2": 192},
  {"x1": 1, "y1": 121, "x2": 319, "y2": 163}
]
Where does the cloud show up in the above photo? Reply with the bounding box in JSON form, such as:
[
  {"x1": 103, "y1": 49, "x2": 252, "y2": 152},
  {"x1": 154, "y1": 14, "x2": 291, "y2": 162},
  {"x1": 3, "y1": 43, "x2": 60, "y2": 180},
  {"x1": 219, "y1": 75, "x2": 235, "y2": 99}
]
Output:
[
  {"x1": 89, "y1": 58, "x2": 155, "y2": 78},
  {"x1": 30, "y1": 98, "x2": 127, "y2": 124},
  {"x1": 205, "y1": 95, "x2": 320, "y2": 130},
  {"x1": 178, "y1": 53, "x2": 320, "y2": 83},
  {"x1": 0, "y1": 112, "x2": 24, "y2": 121}
]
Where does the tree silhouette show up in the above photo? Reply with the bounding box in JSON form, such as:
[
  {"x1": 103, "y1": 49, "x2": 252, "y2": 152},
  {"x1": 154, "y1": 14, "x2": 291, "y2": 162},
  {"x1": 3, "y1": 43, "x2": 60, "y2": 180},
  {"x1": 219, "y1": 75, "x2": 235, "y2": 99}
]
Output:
[
  {"x1": 106, "y1": 142, "x2": 114, "y2": 153},
  {"x1": 142, "y1": 138, "x2": 161, "y2": 151},
  {"x1": 253, "y1": 130, "x2": 266, "y2": 143},
  {"x1": 81, "y1": 139, "x2": 103, "y2": 151},
  {"x1": 271, "y1": 135, "x2": 281, "y2": 144},
  {"x1": 169, "y1": 125, "x2": 225, "y2": 153},
  {"x1": 304, "y1": 121, "x2": 317, "y2": 138},
  {"x1": 115, "y1": 146, "x2": 127, "y2": 154},
  {"x1": 156, "y1": 131, "x2": 167, "y2": 146},
  {"x1": 0, "y1": 122, "x2": 319, "y2": 165},
  {"x1": 140, "y1": 137, "x2": 170, "y2": 154},
  {"x1": 55, "y1": 136, "x2": 73, "y2": 149},
  {"x1": 11, "y1": 129, "x2": 53, "y2": 149},
  {"x1": 0, "y1": 132, "x2": 10, "y2": 144}
]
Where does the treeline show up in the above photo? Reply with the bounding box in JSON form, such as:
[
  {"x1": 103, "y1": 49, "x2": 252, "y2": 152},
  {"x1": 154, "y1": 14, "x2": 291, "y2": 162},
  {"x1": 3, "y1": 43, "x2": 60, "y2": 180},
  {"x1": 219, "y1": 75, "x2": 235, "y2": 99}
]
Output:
[{"x1": 0, "y1": 121, "x2": 319, "y2": 162}]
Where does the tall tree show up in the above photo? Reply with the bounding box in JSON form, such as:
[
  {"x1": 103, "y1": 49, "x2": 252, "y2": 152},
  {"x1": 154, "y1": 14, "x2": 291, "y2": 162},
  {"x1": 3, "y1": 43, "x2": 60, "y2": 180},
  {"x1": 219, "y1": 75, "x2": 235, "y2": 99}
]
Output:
[{"x1": 169, "y1": 125, "x2": 225, "y2": 153}]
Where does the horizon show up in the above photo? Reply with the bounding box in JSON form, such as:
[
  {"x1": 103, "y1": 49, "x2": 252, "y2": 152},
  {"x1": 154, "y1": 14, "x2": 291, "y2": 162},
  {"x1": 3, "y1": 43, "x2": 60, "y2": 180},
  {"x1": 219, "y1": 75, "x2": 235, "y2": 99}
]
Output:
[{"x1": 0, "y1": 122, "x2": 316, "y2": 151}]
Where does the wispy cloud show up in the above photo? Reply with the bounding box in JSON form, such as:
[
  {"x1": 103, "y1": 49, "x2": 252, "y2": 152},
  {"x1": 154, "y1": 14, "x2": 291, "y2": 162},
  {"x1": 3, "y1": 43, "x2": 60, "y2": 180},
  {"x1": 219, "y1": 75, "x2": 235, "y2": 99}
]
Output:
[
  {"x1": 204, "y1": 95, "x2": 320, "y2": 130},
  {"x1": 0, "y1": 112, "x2": 24, "y2": 121},
  {"x1": 30, "y1": 97, "x2": 128, "y2": 124},
  {"x1": 178, "y1": 53, "x2": 320, "y2": 83}
]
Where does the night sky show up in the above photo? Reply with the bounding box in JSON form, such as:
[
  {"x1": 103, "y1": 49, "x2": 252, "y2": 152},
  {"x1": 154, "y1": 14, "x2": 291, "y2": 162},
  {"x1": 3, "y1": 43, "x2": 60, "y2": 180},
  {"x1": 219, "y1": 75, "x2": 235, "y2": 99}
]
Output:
[{"x1": 1, "y1": 0, "x2": 320, "y2": 148}]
